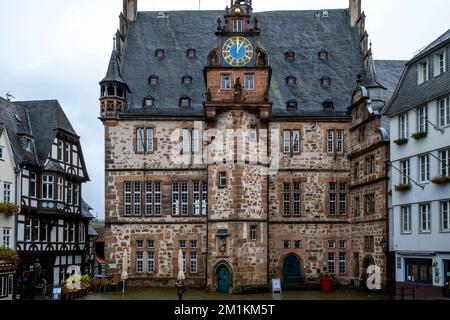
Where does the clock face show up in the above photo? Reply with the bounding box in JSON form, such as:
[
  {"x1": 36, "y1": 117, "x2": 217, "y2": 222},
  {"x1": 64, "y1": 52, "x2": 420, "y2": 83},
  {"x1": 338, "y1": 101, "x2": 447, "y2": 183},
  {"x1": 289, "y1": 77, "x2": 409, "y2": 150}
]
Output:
[{"x1": 222, "y1": 36, "x2": 254, "y2": 67}]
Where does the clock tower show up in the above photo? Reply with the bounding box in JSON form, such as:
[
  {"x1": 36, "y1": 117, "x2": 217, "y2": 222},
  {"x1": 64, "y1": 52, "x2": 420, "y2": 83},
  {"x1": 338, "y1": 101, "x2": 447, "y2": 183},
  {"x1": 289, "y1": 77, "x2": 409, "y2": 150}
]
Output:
[{"x1": 204, "y1": 0, "x2": 272, "y2": 293}]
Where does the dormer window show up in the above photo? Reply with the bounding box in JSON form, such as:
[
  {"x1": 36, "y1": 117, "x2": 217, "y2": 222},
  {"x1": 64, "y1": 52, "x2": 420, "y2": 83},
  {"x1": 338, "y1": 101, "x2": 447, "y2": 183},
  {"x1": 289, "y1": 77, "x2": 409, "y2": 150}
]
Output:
[
  {"x1": 287, "y1": 75, "x2": 297, "y2": 86},
  {"x1": 319, "y1": 49, "x2": 329, "y2": 60},
  {"x1": 155, "y1": 49, "x2": 165, "y2": 59},
  {"x1": 149, "y1": 74, "x2": 159, "y2": 86},
  {"x1": 24, "y1": 137, "x2": 33, "y2": 152},
  {"x1": 287, "y1": 100, "x2": 298, "y2": 110},
  {"x1": 233, "y1": 19, "x2": 243, "y2": 32},
  {"x1": 187, "y1": 48, "x2": 197, "y2": 58},
  {"x1": 418, "y1": 58, "x2": 429, "y2": 84},
  {"x1": 323, "y1": 99, "x2": 334, "y2": 112},
  {"x1": 182, "y1": 75, "x2": 193, "y2": 85},
  {"x1": 321, "y1": 77, "x2": 331, "y2": 88},
  {"x1": 285, "y1": 50, "x2": 295, "y2": 61},
  {"x1": 179, "y1": 96, "x2": 191, "y2": 108},
  {"x1": 322, "y1": 10, "x2": 329, "y2": 18},
  {"x1": 433, "y1": 49, "x2": 447, "y2": 77},
  {"x1": 143, "y1": 96, "x2": 154, "y2": 108}
]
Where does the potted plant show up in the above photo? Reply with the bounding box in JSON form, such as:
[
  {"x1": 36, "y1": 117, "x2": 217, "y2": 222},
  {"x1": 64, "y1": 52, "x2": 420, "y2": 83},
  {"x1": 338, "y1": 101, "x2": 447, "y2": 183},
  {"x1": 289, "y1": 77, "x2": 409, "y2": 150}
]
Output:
[
  {"x1": 431, "y1": 176, "x2": 450, "y2": 185},
  {"x1": 411, "y1": 131, "x2": 428, "y2": 140},
  {"x1": 319, "y1": 272, "x2": 335, "y2": 293},
  {"x1": 393, "y1": 138, "x2": 408, "y2": 146},
  {"x1": 394, "y1": 183, "x2": 412, "y2": 192}
]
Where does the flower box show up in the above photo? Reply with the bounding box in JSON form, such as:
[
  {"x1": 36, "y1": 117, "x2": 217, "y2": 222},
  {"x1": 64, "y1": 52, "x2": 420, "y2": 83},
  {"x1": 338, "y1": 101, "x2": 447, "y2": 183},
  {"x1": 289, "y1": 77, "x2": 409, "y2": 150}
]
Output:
[
  {"x1": 431, "y1": 176, "x2": 450, "y2": 185},
  {"x1": 0, "y1": 203, "x2": 19, "y2": 217},
  {"x1": 393, "y1": 138, "x2": 408, "y2": 146},
  {"x1": 411, "y1": 131, "x2": 428, "y2": 140},
  {"x1": 394, "y1": 184, "x2": 412, "y2": 192},
  {"x1": 0, "y1": 247, "x2": 17, "y2": 263}
]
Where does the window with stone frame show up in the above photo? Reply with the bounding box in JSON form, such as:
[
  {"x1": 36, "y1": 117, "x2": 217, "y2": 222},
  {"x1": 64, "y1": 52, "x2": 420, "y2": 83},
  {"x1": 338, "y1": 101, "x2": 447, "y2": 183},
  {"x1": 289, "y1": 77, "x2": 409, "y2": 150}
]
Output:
[
  {"x1": 294, "y1": 240, "x2": 302, "y2": 249},
  {"x1": 338, "y1": 183, "x2": 347, "y2": 215},
  {"x1": 147, "y1": 251, "x2": 155, "y2": 273},
  {"x1": 339, "y1": 252, "x2": 346, "y2": 275},
  {"x1": 282, "y1": 181, "x2": 302, "y2": 217},
  {"x1": 125, "y1": 182, "x2": 133, "y2": 215},
  {"x1": 133, "y1": 182, "x2": 141, "y2": 216},
  {"x1": 136, "y1": 127, "x2": 155, "y2": 153},
  {"x1": 283, "y1": 240, "x2": 291, "y2": 248},
  {"x1": 283, "y1": 129, "x2": 301, "y2": 154},
  {"x1": 326, "y1": 130, "x2": 344, "y2": 154},
  {"x1": 354, "y1": 162, "x2": 360, "y2": 180},
  {"x1": 172, "y1": 181, "x2": 207, "y2": 216},
  {"x1": 354, "y1": 196, "x2": 361, "y2": 216},
  {"x1": 221, "y1": 74, "x2": 232, "y2": 90},
  {"x1": 144, "y1": 181, "x2": 162, "y2": 216},
  {"x1": 219, "y1": 172, "x2": 227, "y2": 189},
  {"x1": 190, "y1": 252, "x2": 198, "y2": 273},
  {"x1": 250, "y1": 225, "x2": 257, "y2": 241},
  {"x1": 328, "y1": 252, "x2": 335, "y2": 274},
  {"x1": 244, "y1": 74, "x2": 255, "y2": 91},
  {"x1": 328, "y1": 183, "x2": 337, "y2": 215},
  {"x1": 328, "y1": 182, "x2": 347, "y2": 216},
  {"x1": 365, "y1": 194, "x2": 375, "y2": 215},
  {"x1": 364, "y1": 236, "x2": 374, "y2": 252},
  {"x1": 180, "y1": 128, "x2": 200, "y2": 155},
  {"x1": 136, "y1": 251, "x2": 144, "y2": 273}
]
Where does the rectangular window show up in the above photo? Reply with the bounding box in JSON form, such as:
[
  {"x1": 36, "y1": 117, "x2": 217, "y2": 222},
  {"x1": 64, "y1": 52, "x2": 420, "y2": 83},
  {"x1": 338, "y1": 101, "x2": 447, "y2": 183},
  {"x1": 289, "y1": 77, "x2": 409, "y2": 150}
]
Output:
[
  {"x1": 78, "y1": 223, "x2": 85, "y2": 242},
  {"x1": 172, "y1": 182, "x2": 180, "y2": 215},
  {"x1": 294, "y1": 240, "x2": 302, "y2": 248},
  {"x1": 190, "y1": 252, "x2": 198, "y2": 273},
  {"x1": 439, "y1": 97, "x2": 450, "y2": 127},
  {"x1": 182, "y1": 129, "x2": 191, "y2": 154},
  {"x1": 336, "y1": 130, "x2": 344, "y2": 153},
  {"x1": 57, "y1": 178, "x2": 64, "y2": 201},
  {"x1": 42, "y1": 175, "x2": 54, "y2": 200},
  {"x1": 136, "y1": 240, "x2": 144, "y2": 248},
  {"x1": 30, "y1": 172, "x2": 37, "y2": 198},
  {"x1": 400, "y1": 159, "x2": 410, "y2": 184},
  {"x1": 419, "y1": 154, "x2": 430, "y2": 183},
  {"x1": 327, "y1": 130, "x2": 334, "y2": 153},
  {"x1": 202, "y1": 182, "x2": 208, "y2": 216},
  {"x1": 283, "y1": 183, "x2": 291, "y2": 216},
  {"x1": 67, "y1": 182, "x2": 73, "y2": 205},
  {"x1": 154, "y1": 182, "x2": 161, "y2": 215},
  {"x1": 339, "y1": 240, "x2": 346, "y2": 249},
  {"x1": 145, "y1": 181, "x2": 153, "y2": 216},
  {"x1": 219, "y1": 172, "x2": 227, "y2": 189},
  {"x1": 137, "y1": 128, "x2": 145, "y2": 152},
  {"x1": 2, "y1": 228, "x2": 11, "y2": 248},
  {"x1": 133, "y1": 182, "x2": 141, "y2": 216},
  {"x1": 418, "y1": 60, "x2": 428, "y2": 84},
  {"x1": 182, "y1": 252, "x2": 186, "y2": 273},
  {"x1": 136, "y1": 252, "x2": 144, "y2": 273},
  {"x1": 73, "y1": 184, "x2": 79, "y2": 206},
  {"x1": 146, "y1": 128, "x2": 154, "y2": 152},
  {"x1": 25, "y1": 219, "x2": 32, "y2": 241},
  {"x1": 33, "y1": 219, "x2": 40, "y2": 242},
  {"x1": 193, "y1": 181, "x2": 200, "y2": 215},
  {"x1": 405, "y1": 259, "x2": 432, "y2": 284},
  {"x1": 124, "y1": 182, "x2": 132, "y2": 216},
  {"x1": 192, "y1": 129, "x2": 200, "y2": 154},
  {"x1": 283, "y1": 240, "x2": 291, "y2": 248},
  {"x1": 293, "y1": 130, "x2": 301, "y2": 154},
  {"x1": 328, "y1": 252, "x2": 335, "y2": 274},
  {"x1": 64, "y1": 143, "x2": 70, "y2": 163},
  {"x1": 354, "y1": 162, "x2": 360, "y2": 179},
  {"x1": 329, "y1": 183, "x2": 336, "y2": 215},
  {"x1": 3, "y1": 183, "x2": 11, "y2": 203},
  {"x1": 439, "y1": 149, "x2": 450, "y2": 177},
  {"x1": 417, "y1": 106, "x2": 428, "y2": 132},
  {"x1": 365, "y1": 194, "x2": 375, "y2": 215},
  {"x1": 250, "y1": 225, "x2": 257, "y2": 241},
  {"x1": 244, "y1": 74, "x2": 254, "y2": 91},
  {"x1": 434, "y1": 51, "x2": 447, "y2": 76},
  {"x1": 147, "y1": 252, "x2": 155, "y2": 273},
  {"x1": 328, "y1": 240, "x2": 336, "y2": 249},
  {"x1": 293, "y1": 182, "x2": 301, "y2": 216},
  {"x1": 179, "y1": 240, "x2": 187, "y2": 249},
  {"x1": 339, "y1": 183, "x2": 347, "y2": 216},
  {"x1": 190, "y1": 240, "x2": 197, "y2": 249},
  {"x1": 365, "y1": 236, "x2": 374, "y2": 252},
  {"x1": 221, "y1": 74, "x2": 232, "y2": 90},
  {"x1": 232, "y1": 19, "x2": 243, "y2": 32},
  {"x1": 0, "y1": 275, "x2": 8, "y2": 298},
  {"x1": 147, "y1": 240, "x2": 154, "y2": 249},
  {"x1": 283, "y1": 130, "x2": 290, "y2": 153},
  {"x1": 401, "y1": 206, "x2": 412, "y2": 234},
  {"x1": 354, "y1": 197, "x2": 360, "y2": 216},
  {"x1": 339, "y1": 252, "x2": 346, "y2": 275},
  {"x1": 399, "y1": 114, "x2": 409, "y2": 139},
  {"x1": 441, "y1": 201, "x2": 450, "y2": 232},
  {"x1": 181, "y1": 182, "x2": 189, "y2": 215},
  {"x1": 0, "y1": 146, "x2": 3, "y2": 160},
  {"x1": 419, "y1": 203, "x2": 431, "y2": 233}
]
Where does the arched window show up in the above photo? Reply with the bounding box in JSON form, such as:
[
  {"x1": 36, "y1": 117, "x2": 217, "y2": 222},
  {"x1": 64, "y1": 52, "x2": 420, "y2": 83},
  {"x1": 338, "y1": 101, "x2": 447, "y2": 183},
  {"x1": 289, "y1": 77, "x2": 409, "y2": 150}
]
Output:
[
  {"x1": 187, "y1": 48, "x2": 196, "y2": 58},
  {"x1": 155, "y1": 48, "x2": 165, "y2": 59},
  {"x1": 182, "y1": 75, "x2": 193, "y2": 85},
  {"x1": 321, "y1": 77, "x2": 331, "y2": 88},
  {"x1": 285, "y1": 50, "x2": 295, "y2": 61},
  {"x1": 149, "y1": 74, "x2": 159, "y2": 86},
  {"x1": 323, "y1": 99, "x2": 334, "y2": 112},
  {"x1": 287, "y1": 100, "x2": 298, "y2": 110},
  {"x1": 143, "y1": 96, "x2": 155, "y2": 108},
  {"x1": 179, "y1": 96, "x2": 191, "y2": 108},
  {"x1": 107, "y1": 85, "x2": 115, "y2": 96},
  {"x1": 286, "y1": 75, "x2": 297, "y2": 86}
]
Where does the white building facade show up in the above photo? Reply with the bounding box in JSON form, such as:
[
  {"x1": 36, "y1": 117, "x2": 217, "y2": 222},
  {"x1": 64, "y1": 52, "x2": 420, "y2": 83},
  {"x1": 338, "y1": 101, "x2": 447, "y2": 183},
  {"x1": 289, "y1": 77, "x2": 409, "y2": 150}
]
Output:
[
  {"x1": 0, "y1": 124, "x2": 19, "y2": 300},
  {"x1": 385, "y1": 30, "x2": 450, "y2": 299}
]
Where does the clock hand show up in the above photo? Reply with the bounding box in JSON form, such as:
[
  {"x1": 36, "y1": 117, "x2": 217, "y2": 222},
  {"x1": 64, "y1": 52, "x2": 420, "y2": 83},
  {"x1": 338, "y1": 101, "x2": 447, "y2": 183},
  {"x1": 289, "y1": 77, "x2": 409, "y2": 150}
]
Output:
[{"x1": 236, "y1": 37, "x2": 240, "y2": 54}]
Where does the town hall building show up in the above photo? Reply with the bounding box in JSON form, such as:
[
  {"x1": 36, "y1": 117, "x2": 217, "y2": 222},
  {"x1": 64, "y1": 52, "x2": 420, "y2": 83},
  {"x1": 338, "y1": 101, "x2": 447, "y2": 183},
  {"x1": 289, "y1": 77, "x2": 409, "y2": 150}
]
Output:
[{"x1": 100, "y1": 0, "x2": 405, "y2": 292}]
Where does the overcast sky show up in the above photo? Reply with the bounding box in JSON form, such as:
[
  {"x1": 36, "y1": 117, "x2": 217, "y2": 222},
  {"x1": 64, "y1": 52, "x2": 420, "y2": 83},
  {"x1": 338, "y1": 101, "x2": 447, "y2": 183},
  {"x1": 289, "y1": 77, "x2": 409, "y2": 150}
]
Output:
[{"x1": 0, "y1": 0, "x2": 449, "y2": 219}]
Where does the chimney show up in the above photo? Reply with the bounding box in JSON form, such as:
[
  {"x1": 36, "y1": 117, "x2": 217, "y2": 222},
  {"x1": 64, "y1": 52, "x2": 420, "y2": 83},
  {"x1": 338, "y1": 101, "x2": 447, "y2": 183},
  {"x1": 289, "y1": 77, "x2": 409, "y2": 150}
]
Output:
[
  {"x1": 123, "y1": 0, "x2": 138, "y2": 22},
  {"x1": 349, "y1": 0, "x2": 361, "y2": 26}
]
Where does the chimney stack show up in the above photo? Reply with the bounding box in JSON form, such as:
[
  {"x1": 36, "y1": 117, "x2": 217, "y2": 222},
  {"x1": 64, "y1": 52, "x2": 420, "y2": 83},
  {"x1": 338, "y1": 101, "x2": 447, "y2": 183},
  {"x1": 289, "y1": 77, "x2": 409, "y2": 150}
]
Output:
[
  {"x1": 349, "y1": 0, "x2": 361, "y2": 26},
  {"x1": 123, "y1": 0, "x2": 138, "y2": 22}
]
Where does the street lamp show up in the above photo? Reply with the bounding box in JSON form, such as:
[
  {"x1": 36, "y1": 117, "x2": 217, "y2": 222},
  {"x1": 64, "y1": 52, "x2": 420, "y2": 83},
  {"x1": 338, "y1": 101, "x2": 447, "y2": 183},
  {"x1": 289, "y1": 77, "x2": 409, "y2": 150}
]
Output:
[{"x1": 379, "y1": 238, "x2": 388, "y2": 254}]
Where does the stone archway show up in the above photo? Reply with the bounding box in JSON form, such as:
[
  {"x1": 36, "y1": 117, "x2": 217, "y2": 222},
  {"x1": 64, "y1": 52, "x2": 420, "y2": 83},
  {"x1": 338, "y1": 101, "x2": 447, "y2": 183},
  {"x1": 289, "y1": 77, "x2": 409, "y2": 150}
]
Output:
[
  {"x1": 361, "y1": 255, "x2": 375, "y2": 290},
  {"x1": 282, "y1": 254, "x2": 304, "y2": 286}
]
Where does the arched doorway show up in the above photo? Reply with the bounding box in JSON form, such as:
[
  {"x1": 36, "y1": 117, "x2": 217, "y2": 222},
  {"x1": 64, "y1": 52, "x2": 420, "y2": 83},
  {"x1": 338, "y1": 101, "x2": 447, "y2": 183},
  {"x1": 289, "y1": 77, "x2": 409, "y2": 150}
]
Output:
[
  {"x1": 361, "y1": 255, "x2": 375, "y2": 290},
  {"x1": 283, "y1": 254, "x2": 302, "y2": 286},
  {"x1": 217, "y1": 265, "x2": 231, "y2": 293}
]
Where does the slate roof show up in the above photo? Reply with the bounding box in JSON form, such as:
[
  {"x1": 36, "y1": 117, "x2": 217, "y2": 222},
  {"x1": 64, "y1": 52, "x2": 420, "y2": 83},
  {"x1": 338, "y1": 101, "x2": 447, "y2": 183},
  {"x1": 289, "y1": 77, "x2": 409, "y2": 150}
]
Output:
[
  {"x1": 373, "y1": 60, "x2": 406, "y2": 103},
  {"x1": 107, "y1": 9, "x2": 367, "y2": 118},
  {"x1": 101, "y1": 50, "x2": 126, "y2": 84},
  {"x1": 384, "y1": 29, "x2": 450, "y2": 117},
  {"x1": 81, "y1": 199, "x2": 94, "y2": 219}
]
